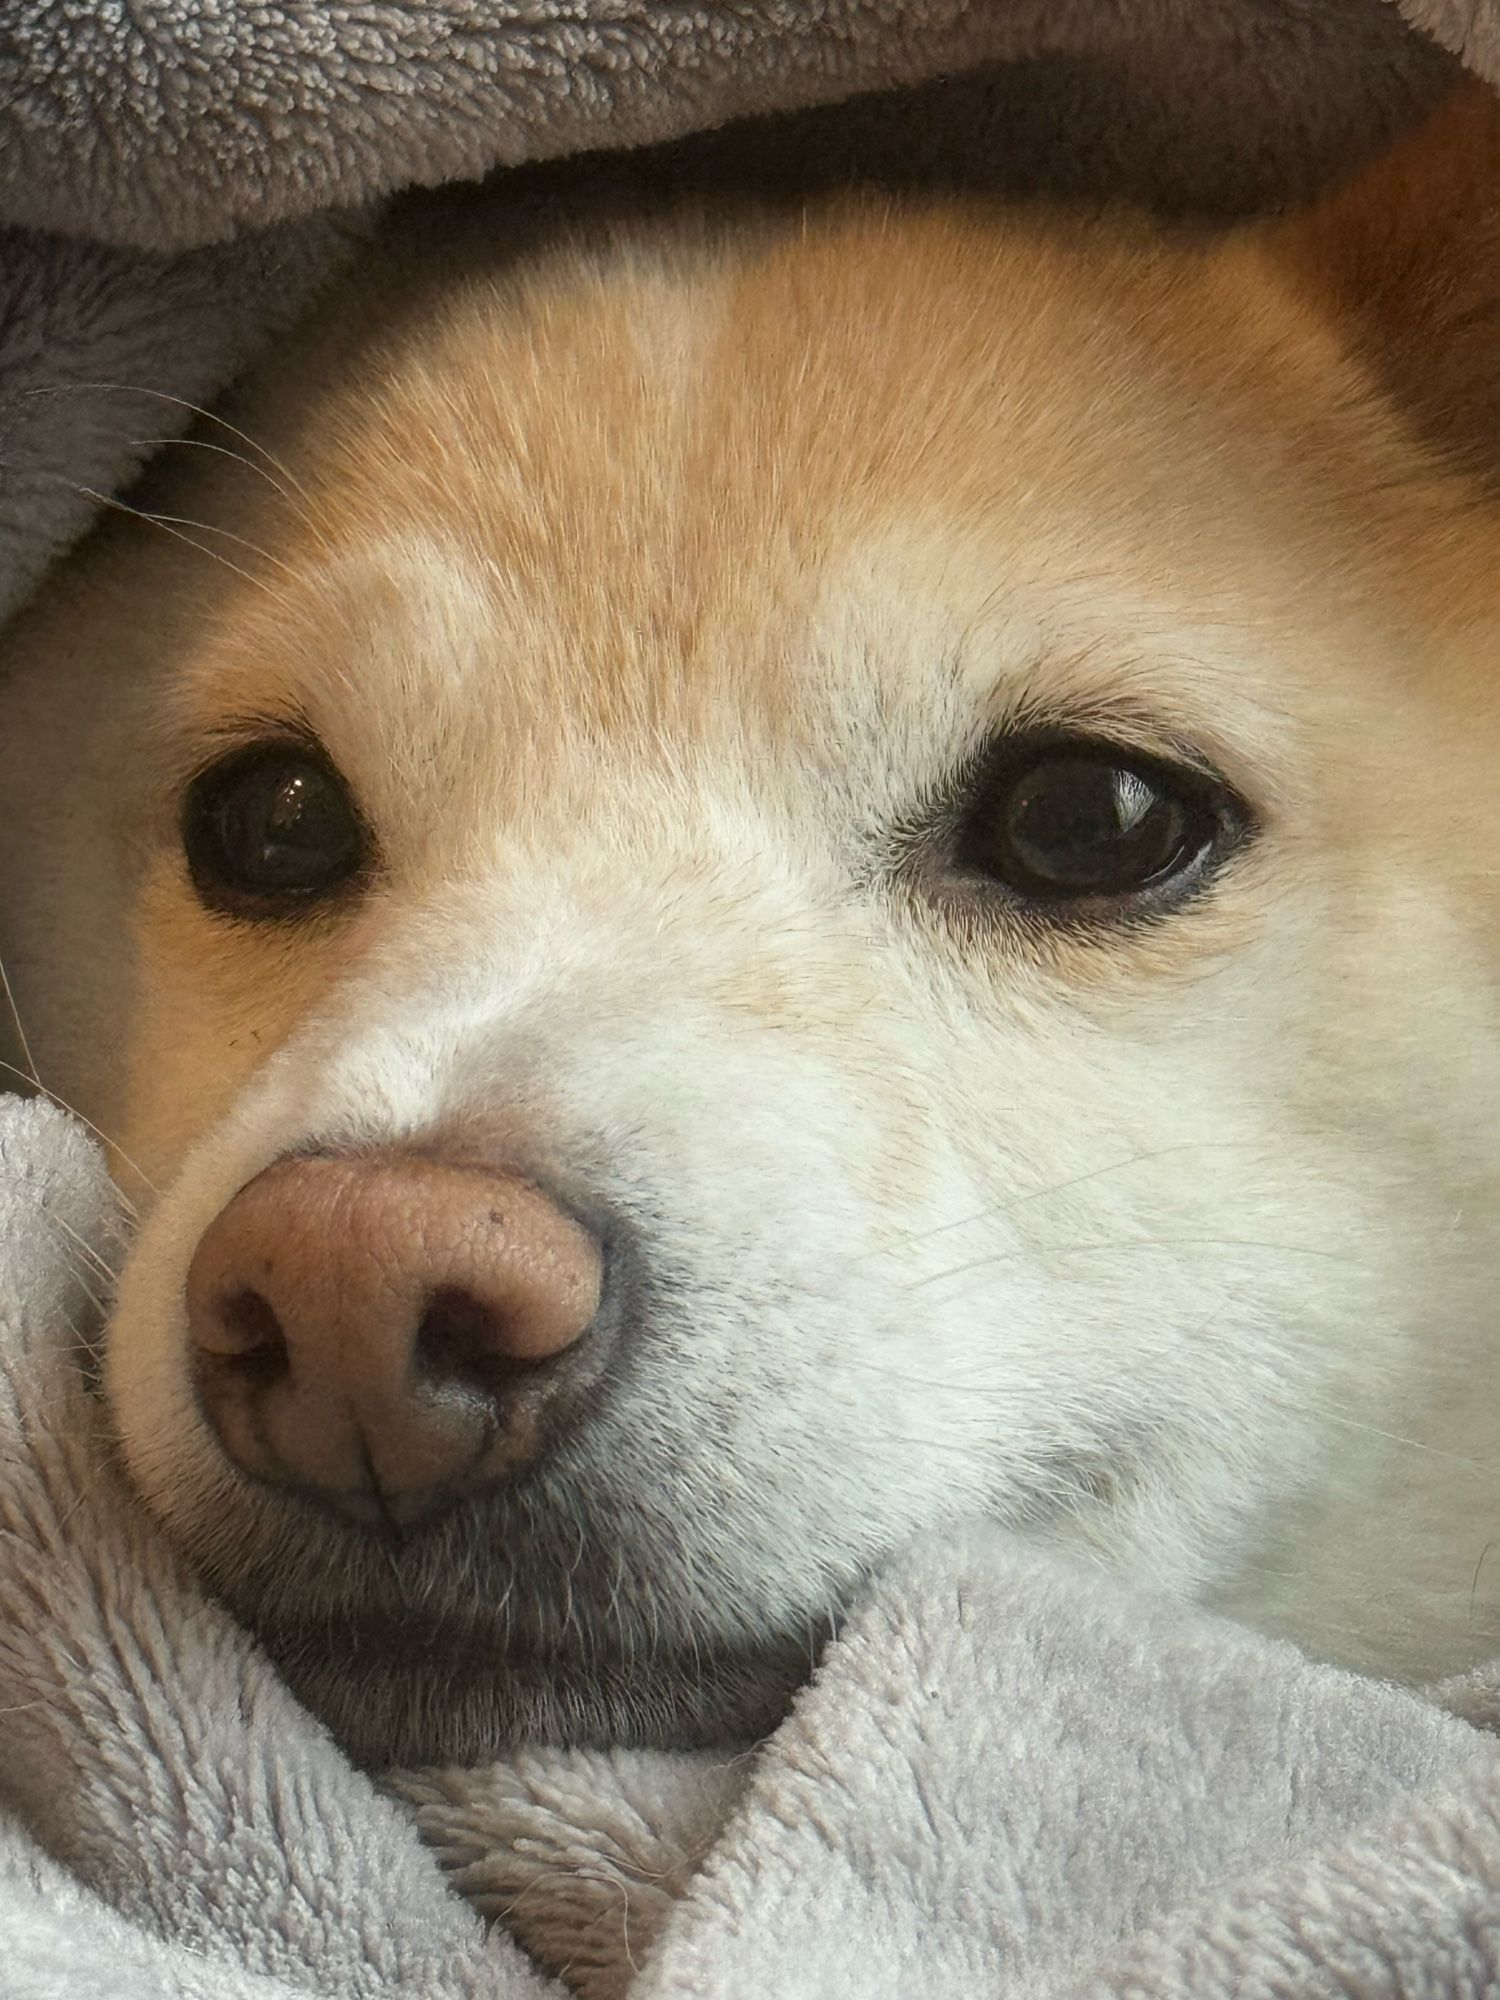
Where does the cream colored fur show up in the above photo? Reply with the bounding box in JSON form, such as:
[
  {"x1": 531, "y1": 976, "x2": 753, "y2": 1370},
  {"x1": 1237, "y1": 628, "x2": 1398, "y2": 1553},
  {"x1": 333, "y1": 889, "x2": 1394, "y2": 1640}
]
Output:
[{"x1": 3, "y1": 90, "x2": 1500, "y2": 1760}]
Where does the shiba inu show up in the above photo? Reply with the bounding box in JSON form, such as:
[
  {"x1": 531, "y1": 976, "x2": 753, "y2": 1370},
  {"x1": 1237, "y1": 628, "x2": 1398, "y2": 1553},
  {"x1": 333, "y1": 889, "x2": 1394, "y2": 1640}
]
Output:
[{"x1": 1, "y1": 85, "x2": 1498, "y2": 1766}]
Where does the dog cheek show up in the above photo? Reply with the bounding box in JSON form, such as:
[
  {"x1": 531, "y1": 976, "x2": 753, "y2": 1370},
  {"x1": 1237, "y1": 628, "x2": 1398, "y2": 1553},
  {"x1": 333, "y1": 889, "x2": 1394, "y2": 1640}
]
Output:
[{"x1": 125, "y1": 953, "x2": 335, "y2": 1193}]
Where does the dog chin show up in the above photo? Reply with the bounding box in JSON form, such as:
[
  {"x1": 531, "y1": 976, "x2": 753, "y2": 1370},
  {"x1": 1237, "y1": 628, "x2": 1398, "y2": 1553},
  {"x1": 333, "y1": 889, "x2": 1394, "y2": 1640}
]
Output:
[
  {"x1": 160, "y1": 1475, "x2": 834, "y2": 1765},
  {"x1": 259, "y1": 1614, "x2": 814, "y2": 1766}
]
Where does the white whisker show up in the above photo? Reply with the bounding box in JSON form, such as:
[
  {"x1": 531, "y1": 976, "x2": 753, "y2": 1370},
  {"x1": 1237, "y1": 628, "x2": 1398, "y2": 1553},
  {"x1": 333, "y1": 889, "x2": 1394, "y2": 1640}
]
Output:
[
  {"x1": 0, "y1": 1058, "x2": 156, "y2": 1201},
  {"x1": 22, "y1": 380, "x2": 314, "y2": 508},
  {"x1": 908, "y1": 1234, "x2": 1381, "y2": 1293},
  {"x1": 128, "y1": 433, "x2": 304, "y2": 511},
  {"x1": 58, "y1": 480, "x2": 284, "y2": 597}
]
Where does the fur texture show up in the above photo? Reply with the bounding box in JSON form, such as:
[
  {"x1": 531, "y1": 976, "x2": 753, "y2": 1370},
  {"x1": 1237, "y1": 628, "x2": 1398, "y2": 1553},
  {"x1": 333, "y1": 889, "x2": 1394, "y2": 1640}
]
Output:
[{"x1": 4, "y1": 91, "x2": 1500, "y2": 1764}]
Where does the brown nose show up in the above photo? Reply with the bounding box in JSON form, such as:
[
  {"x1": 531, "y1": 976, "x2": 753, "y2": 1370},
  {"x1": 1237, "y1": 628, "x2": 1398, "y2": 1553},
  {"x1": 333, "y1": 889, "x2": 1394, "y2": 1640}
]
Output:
[{"x1": 185, "y1": 1153, "x2": 604, "y2": 1529}]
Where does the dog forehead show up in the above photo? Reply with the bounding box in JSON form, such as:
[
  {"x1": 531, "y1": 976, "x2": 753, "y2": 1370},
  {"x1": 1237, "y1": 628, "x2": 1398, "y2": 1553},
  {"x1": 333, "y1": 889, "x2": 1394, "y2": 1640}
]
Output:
[
  {"x1": 204, "y1": 214, "x2": 1270, "y2": 744},
  {"x1": 170, "y1": 195, "x2": 1473, "y2": 843}
]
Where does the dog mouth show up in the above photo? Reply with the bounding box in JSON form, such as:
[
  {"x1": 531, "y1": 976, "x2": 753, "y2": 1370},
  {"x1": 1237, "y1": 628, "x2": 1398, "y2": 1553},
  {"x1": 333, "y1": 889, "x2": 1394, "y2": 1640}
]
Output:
[{"x1": 167, "y1": 1468, "x2": 844, "y2": 1766}]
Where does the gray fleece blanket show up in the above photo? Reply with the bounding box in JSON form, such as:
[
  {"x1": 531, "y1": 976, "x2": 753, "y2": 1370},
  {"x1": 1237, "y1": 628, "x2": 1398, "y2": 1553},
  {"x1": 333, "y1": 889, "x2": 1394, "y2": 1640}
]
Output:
[{"x1": 8, "y1": 4, "x2": 1500, "y2": 1997}]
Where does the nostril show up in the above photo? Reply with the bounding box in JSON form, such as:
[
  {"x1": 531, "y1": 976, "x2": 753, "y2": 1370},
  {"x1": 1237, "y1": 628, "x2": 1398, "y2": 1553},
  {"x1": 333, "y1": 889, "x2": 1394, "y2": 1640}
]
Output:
[
  {"x1": 204, "y1": 1287, "x2": 292, "y2": 1384},
  {"x1": 415, "y1": 1285, "x2": 537, "y2": 1399},
  {"x1": 183, "y1": 1154, "x2": 609, "y2": 1520}
]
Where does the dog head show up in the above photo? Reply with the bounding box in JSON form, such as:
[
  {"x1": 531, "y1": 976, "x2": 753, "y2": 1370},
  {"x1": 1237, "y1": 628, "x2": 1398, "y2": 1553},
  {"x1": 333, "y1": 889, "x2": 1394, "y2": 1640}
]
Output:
[{"x1": 4, "y1": 89, "x2": 1500, "y2": 1762}]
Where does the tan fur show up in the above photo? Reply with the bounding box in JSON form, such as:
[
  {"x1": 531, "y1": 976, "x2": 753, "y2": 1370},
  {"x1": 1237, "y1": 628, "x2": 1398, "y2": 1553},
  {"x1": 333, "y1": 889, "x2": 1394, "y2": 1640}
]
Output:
[{"x1": 1278, "y1": 76, "x2": 1500, "y2": 481}]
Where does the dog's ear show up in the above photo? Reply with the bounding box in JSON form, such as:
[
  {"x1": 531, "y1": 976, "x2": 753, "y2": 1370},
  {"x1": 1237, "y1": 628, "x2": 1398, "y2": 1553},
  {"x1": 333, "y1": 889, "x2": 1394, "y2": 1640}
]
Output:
[{"x1": 1271, "y1": 77, "x2": 1500, "y2": 481}]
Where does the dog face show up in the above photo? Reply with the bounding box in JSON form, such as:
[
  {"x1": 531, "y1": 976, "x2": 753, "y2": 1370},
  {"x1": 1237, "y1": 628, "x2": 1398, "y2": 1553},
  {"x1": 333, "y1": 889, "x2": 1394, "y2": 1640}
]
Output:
[{"x1": 5, "y1": 94, "x2": 1500, "y2": 1762}]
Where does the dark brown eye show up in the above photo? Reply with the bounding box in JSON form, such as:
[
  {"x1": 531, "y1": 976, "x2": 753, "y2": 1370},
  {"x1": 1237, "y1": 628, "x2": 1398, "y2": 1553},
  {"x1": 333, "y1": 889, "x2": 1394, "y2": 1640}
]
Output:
[
  {"x1": 951, "y1": 737, "x2": 1241, "y2": 911},
  {"x1": 183, "y1": 742, "x2": 369, "y2": 916}
]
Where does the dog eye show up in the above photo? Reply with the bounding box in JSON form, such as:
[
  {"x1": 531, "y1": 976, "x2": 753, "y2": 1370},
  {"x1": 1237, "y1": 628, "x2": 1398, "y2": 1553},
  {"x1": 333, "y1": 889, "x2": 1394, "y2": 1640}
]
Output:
[
  {"x1": 183, "y1": 743, "x2": 369, "y2": 916},
  {"x1": 949, "y1": 736, "x2": 1245, "y2": 913}
]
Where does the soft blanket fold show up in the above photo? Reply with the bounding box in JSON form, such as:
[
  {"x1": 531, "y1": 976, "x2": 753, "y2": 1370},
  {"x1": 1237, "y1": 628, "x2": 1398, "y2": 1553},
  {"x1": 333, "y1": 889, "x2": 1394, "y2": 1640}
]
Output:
[
  {"x1": 8, "y1": 4, "x2": 1500, "y2": 1996},
  {"x1": 0, "y1": 0, "x2": 1479, "y2": 624},
  {"x1": 0, "y1": 2, "x2": 1468, "y2": 255}
]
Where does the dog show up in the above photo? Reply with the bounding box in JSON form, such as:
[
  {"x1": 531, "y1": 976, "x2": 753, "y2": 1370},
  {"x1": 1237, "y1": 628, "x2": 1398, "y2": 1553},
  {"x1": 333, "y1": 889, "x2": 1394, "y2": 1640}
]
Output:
[{"x1": 1, "y1": 84, "x2": 1499, "y2": 1770}]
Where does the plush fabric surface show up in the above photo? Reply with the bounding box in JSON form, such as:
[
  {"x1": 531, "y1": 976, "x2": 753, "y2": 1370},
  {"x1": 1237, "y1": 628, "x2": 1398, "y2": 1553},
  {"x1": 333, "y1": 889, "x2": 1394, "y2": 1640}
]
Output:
[
  {"x1": 5, "y1": 1097, "x2": 1500, "y2": 2000},
  {"x1": 7, "y1": 4, "x2": 1500, "y2": 1995},
  {"x1": 0, "y1": 1, "x2": 1468, "y2": 253},
  {"x1": 0, "y1": 0, "x2": 1475, "y2": 624}
]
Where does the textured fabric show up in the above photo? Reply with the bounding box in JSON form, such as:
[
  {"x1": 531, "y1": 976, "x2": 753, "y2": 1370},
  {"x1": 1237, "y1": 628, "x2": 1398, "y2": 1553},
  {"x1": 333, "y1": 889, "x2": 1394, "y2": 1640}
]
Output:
[
  {"x1": 0, "y1": 2, "x2": 1464, "y2": 254},
  {"x1": 0, "y1": 0, "x2": 1475, "y2": 625},
  {"x1": 4, "y1": 1095, "x2": 1500, "y2": 1998},
  {"x1": 1406, "y1": 0, "x2": 1500, "y2": 80},
  {"x1": 0, "y1": 218, "x2": 354, "y2": 624}
]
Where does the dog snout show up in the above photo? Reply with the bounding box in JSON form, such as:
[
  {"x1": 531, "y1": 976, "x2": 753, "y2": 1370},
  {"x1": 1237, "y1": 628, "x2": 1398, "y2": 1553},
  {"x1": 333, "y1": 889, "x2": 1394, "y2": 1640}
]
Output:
[{"x1": 185, "y1": 1152, "x2": 605, "y2": 1528}]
